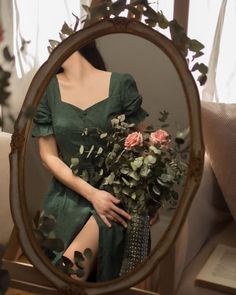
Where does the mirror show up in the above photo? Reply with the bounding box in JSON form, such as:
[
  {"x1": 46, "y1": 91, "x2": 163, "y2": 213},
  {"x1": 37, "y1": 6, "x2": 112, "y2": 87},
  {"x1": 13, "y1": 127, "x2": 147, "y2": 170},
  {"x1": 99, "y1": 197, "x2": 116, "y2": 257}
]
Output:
[{"x1": 10, "y1": 18, "x2": 204, "y2": 294}]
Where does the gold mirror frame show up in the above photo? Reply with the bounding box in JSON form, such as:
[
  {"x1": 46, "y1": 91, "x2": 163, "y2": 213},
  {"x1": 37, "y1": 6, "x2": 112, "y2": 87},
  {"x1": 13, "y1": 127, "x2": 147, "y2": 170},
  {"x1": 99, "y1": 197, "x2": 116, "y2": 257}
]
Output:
[{"x1": 9, "y1": 17, "x2": 204, "y2": 295}]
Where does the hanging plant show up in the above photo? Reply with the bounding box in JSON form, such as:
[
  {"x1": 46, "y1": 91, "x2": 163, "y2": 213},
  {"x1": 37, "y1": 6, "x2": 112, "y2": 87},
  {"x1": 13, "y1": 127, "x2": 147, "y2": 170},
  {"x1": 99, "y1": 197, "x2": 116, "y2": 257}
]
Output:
[
  {"x1": 48, "y1": 1, "x2": 208, "y2": 86},
  {"x1": 0, "y1": 21, "x2": 30, "y2": 127}
]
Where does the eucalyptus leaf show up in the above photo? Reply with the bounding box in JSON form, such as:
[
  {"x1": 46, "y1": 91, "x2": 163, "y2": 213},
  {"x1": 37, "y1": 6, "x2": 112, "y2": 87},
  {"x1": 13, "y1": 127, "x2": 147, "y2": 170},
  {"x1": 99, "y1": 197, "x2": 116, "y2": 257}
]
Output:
[
  {"x1": 122, "y1": 177, "x2": 130, "y2": 186},
  {"x1": 128, "y1": 171, "x2": 140, "y2": 181},
  {"x1": 87, "y1": 145, "x2": 94, "y2": 158},
  {"x1": 149, "y1": 145, "x2": 161, "y2": 155},
  {"x1": 131, "y1": 192, "x2": 137, "y2": 200},
  {"x1": 97, "y1": 147, "x2": 103, "y2": 155},
  {"x1": 70, "y1": 158, "x2": 79, "y2": 167},
  {"x1": 152, "y1": 185, "x2": 160, "y2": 195},
  {"x1": 140, "y1": 165, "x2": 151, "y2": 177},
  {"x1": 79, "y1": 145, "x2": 84, "y2": 155},
  {"x1": 81, "y1": 170, "x2": 89, "y2": 182},
  {"x1": 107, "y1": 172, "x2": 115, "y2": 184},
  {"x1": 100, "y1": 133, "x2": 108, "y2": 139},
  {"x1": 120, "y1": 167, "x2": 130, "y2": 174}
]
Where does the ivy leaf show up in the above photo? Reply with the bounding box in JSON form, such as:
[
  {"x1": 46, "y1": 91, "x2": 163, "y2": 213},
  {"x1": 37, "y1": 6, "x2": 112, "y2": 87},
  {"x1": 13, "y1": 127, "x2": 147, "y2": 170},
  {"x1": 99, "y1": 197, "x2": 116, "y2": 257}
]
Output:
[
  {"x1": 198, "y1": 73, "x2": 208, "y2": 86},
  {"x1": 84, "y1": 248, "x2": 93, "y2": 260},
  {"x1": 74, "y1": 251, "x2": 85, "y2": 269},
  {"x1": 191, "y1": 62, "x2": 208, "y2": 75},
  {"x1": 48, "y1": 39, "x2": 60, "y2": 49},
  {"x1": 189, "y1": 39, "x2": 204, "y2": 52},
  {"x1": 157, "y1": 11, "x2": 169, "y2": 29},
  {"x1": 61, "y1": 22, "x2": 74, "y2": 35},
  {"x1": 192, "y1": 51, "x2": 204, "y2": 61},
  {"x1": 3, "y1": 46, "x2": 15, "y2": 62},
  {"x1": 110, "y1": 0, "x2": 127, "y2": 16},
  {"x1": 126, "y1": 5, "x2": 142, "y2": 18}
]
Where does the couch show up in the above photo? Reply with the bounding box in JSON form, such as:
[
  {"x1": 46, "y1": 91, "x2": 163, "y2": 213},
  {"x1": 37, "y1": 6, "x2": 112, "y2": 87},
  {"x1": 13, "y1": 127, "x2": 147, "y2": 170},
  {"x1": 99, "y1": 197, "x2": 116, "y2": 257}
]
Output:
[
  {"x1": 153, "y1": 101, "x2": 236, "y2": 295},
  {"x1": 0, "y1": 132, "x2": 13, "y2": 249}
]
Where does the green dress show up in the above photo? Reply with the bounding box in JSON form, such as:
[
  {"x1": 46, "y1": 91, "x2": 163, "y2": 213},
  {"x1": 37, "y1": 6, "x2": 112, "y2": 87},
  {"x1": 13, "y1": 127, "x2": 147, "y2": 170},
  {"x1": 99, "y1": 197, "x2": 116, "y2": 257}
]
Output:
[{"x1": 31, "y1": 72, "x2": 149, "y2": 282}]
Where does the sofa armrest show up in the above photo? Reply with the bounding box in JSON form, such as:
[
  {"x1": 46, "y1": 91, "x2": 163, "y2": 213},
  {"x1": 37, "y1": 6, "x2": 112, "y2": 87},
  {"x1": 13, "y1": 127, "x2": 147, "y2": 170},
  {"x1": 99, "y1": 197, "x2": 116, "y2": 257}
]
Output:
[
  {"x1": 174, "y1": 153, "x2": 232, "y2": 290},
  {"x1": 0, "y1": 132, "x2": 13, "y2": 246}
]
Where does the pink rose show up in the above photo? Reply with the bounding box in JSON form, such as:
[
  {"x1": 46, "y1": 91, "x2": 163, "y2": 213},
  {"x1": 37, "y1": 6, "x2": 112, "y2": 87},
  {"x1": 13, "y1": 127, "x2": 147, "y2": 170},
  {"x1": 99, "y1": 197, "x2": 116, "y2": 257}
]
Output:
[
  {"x1": 149, "y1": 129, "x2": 170, "y2": 148},
  {"x1": 124, "y1": 132, "x2": 143, "y2": 150}
]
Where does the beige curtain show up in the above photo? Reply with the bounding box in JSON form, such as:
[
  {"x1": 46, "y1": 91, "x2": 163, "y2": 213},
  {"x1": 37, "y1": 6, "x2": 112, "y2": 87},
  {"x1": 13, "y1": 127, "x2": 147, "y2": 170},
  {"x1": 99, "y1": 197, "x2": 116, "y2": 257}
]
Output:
[
  {"x1": 2, "y1": 0, "x2": 90, "y2": 132},
  {"x1": 202, "y1": 0, "x2": 228, "y2": 102}
]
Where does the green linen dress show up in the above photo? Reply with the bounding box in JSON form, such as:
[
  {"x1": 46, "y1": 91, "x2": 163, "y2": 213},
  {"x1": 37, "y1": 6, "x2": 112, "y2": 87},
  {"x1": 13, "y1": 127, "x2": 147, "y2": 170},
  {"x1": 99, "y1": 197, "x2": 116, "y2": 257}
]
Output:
[{"x1": 31, "y1": 72, "x2": 149, "y2": 282}]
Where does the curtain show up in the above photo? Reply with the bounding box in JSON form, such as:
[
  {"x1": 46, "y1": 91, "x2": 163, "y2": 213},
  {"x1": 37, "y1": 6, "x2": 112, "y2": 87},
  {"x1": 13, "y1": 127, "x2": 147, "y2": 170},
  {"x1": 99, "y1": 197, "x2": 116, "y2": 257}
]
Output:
[
  {"x1": 188, "y1": 0, "x2": 236, "y2": 103},
  {"x1": 2, "y1": 0, "x2": 90, "y2": 132}
]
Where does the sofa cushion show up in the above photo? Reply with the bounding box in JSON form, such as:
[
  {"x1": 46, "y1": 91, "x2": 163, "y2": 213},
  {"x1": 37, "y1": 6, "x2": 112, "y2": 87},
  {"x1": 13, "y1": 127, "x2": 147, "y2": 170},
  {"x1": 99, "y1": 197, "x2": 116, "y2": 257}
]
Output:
[{"x1": 201, "y1": 102, "x2": 236, "y2": 221}]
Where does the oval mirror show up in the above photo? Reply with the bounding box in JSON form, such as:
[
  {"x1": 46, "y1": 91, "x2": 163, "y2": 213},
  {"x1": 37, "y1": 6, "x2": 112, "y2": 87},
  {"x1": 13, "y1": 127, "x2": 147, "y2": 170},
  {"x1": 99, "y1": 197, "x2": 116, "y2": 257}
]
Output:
[{"x1": 10, "y1": 17, "x2": 204, "y2": 295}]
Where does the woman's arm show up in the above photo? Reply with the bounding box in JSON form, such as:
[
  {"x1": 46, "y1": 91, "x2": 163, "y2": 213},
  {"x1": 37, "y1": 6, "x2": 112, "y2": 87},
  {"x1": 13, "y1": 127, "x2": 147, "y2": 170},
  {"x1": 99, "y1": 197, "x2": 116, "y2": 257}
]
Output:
[{"x1": 38, "y1": 135, "x2": 131, "y2": 228}]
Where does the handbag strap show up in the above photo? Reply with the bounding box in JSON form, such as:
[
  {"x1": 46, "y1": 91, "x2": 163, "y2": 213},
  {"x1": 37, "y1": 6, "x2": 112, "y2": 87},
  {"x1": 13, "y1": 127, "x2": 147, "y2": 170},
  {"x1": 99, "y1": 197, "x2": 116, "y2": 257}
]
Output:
[{"x1": 202, "y1": 0, "x2": 228, "y2": 102}]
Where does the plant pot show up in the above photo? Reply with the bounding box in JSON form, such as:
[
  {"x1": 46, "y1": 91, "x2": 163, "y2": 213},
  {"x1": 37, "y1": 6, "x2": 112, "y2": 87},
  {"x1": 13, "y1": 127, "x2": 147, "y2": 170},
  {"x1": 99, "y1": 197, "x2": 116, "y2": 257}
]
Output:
[{"x1": 119, "y1": 213, "x2": 151, "y2": 276}]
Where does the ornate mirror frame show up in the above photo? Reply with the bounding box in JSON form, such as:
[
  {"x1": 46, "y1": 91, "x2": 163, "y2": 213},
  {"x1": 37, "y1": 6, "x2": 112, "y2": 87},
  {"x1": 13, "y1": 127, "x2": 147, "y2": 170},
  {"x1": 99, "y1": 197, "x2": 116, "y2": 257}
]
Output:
[{"x1": 9, "y1": 17, "x2": 204, "y2": 295}]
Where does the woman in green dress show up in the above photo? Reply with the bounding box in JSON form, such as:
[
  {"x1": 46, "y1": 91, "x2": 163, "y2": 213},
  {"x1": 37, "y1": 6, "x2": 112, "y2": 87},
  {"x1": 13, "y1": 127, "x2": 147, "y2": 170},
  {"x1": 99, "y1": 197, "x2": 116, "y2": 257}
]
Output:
[{"x1": 32, "y1": 44, "x2": 153, "y2": 282}]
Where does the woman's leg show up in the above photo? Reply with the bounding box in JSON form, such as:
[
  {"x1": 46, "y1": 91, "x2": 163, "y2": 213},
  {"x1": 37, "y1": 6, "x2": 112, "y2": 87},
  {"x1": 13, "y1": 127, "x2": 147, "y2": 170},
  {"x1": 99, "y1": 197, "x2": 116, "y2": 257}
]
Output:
[{"x1": 63, "y1": 215, "x2": 99, "y2": 281}]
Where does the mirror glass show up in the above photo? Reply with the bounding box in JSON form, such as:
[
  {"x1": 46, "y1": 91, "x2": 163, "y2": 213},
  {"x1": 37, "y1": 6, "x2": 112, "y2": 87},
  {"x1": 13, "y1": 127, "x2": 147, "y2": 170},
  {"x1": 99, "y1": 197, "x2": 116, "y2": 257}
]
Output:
[{"x1": 24, "y1": 33, "x2": 189, "y2": 283}]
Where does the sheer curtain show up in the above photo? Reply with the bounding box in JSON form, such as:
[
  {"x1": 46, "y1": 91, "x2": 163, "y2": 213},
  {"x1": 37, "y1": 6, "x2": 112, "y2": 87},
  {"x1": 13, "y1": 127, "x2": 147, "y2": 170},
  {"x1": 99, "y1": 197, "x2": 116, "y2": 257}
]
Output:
[
  {"x1": 188, "y1": 0, "x2": 236, "y2": 103},
  {"x1": 2, "y1": 0, "x2": 90, "y2": 132}
]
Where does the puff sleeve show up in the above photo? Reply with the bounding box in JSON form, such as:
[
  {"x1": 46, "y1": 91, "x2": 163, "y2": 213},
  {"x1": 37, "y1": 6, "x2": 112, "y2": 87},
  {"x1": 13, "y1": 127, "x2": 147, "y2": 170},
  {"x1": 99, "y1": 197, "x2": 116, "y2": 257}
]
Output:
[
  {"x1": 121, "y1": 73, "x2": 149, "y2": 125},
  {"x1": 31, "y1": 86, "x2": 54, "y2": 137}
]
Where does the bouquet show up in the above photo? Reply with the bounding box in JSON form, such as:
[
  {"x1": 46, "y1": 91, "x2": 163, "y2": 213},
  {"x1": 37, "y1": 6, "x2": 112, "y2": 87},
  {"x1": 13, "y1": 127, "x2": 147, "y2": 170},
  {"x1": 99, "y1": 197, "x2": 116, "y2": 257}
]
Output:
[
  {"x1": 70, "y1": 111, "x2": 189, "y2": 275},
  {"x1": 70, "y1": 112, "x2": 188, "y2": 218}
]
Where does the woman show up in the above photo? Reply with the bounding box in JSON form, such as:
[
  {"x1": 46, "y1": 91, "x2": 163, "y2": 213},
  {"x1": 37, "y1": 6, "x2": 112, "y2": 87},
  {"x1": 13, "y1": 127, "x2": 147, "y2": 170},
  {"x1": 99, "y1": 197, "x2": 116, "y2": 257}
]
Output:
[{"x1": 32, "y1": 43, "x2": 156, "y2": 282}]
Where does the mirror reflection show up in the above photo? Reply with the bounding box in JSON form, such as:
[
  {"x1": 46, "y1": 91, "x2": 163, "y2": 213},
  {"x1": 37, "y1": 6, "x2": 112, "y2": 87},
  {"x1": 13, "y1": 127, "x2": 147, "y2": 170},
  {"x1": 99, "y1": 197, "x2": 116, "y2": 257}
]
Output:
[{"x1": 24, "y1": 33, "x2": 189, "y2": 283}]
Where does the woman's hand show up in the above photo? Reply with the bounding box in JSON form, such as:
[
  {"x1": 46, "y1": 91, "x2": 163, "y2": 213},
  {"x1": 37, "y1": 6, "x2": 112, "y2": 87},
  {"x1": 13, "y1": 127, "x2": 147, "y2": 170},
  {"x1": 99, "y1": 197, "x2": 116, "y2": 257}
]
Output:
[
  {"x1": 150, "y1": 211, "x2": 159, "y2": 226},
  {"x1": 90, "y1": 189, "x2": 131, "y2": 228}
]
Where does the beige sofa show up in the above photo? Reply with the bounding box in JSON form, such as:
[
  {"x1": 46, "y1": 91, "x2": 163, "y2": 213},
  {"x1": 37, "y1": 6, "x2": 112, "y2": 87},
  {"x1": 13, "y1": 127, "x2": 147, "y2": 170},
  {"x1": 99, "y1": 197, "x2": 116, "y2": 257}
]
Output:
[
  {"x1": 157, "y1": 102, "x2": 236, "y2": 295},
  {"x1": 0, "y1": 132, "x2": 13, "y2": 248}
]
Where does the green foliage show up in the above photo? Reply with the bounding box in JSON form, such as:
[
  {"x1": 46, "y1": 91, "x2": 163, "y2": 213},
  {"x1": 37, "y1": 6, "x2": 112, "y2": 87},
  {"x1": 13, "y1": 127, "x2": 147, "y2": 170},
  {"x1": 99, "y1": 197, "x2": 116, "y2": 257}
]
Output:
[
  {"x1": 70, "y1": 112, "x2": 189, "y2": 216},
  {"x1": 46, "y1": 1, "x2": 207, "y2": 84},
  {"x1": 33, "y1": 211, "x2": 64, "y2": 260},
  {"x1": 56, "y1": 248, "x2": 93, "y2": 278}
]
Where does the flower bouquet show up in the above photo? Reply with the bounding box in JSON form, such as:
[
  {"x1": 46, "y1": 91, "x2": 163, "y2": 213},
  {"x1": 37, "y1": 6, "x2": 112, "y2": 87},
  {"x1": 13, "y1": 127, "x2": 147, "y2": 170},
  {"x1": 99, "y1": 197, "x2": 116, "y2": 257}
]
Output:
[{"x1": 70, "y1": 111, "x2": 188, "y2": 275}]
